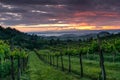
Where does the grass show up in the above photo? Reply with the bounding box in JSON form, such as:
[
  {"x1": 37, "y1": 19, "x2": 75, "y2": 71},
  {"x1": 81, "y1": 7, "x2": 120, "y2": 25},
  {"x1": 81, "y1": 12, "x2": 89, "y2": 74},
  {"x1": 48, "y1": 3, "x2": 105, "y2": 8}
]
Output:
[
  {"x1": 50, "y1": 55, "x2": 120, "y2": 80},
  {"x1": 28, "y1": 52, "x2": 90, "y2": 80}
]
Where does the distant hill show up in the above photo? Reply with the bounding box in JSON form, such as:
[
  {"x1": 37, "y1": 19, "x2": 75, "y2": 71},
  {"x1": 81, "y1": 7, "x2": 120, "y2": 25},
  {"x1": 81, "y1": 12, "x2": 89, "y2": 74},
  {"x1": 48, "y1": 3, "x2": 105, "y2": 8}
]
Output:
[
  {"x1": 0, "y1": 26, "x2": 40, "y2": 49},
  {"x1": 29, "y1": 29, "x2": 120, "y2": 37},
  {"x1": 31, "y1": 30, "x2": 120, "y2": 40},
  {"x1": 98, "y1": 31, "x2": 111, "y2": 37},
  {"x1": 0, "y1": 26, "x2": 24, "y2": 39}
]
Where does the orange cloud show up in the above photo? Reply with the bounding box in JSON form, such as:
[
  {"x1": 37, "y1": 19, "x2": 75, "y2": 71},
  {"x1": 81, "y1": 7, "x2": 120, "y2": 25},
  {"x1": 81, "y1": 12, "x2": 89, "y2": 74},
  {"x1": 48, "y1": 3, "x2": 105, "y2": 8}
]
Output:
[
  {"x1": 74, "y1": 11, "x2": 96, "y2": 17},
  {"x1": 102, "y1": 26, "x2": 120, "y2": 30},
  {"x1": 74, "y1": 11, "x2": 120, "y2": 18}
]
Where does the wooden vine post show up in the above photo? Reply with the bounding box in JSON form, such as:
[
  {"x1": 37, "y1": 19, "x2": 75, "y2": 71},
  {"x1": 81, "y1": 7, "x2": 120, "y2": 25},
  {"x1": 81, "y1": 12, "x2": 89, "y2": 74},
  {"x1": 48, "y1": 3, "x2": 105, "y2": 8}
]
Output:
[
  {"x1": 68, "y1": 51, "x2": 71, "y2": 72},
  {"x1": 97, "y1": 35, "x2": 106, "y2": 80},
  {"x1": 60, "y1": 52, "x2": 64, "y2": 71},
  {"x1": 10, "y1": 39, "x2": 15, "y2": 80},
  {"x1": 56, "y1": 55, "x2": 59, "y2": 68},
  {"x1": 79, "y1": 51, "x2": 83, "y2": 77},
  {"x1": 17, "y1": 54, "x2": 21, "y2": 80}
]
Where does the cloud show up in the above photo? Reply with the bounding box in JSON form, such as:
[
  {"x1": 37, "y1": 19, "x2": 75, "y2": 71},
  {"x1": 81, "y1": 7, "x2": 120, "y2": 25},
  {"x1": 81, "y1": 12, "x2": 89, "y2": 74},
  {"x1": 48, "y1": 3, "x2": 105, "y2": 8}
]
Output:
[{"x1": 0, "y1": 0, "x2": 120, "y2": 31}]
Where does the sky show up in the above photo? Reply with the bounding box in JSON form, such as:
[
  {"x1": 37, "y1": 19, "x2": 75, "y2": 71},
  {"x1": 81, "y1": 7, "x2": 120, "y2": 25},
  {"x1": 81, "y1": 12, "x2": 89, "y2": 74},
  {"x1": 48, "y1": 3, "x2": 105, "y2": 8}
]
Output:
[{"x1": 0, "y1": 0, "x2": 120, "y2": 32}]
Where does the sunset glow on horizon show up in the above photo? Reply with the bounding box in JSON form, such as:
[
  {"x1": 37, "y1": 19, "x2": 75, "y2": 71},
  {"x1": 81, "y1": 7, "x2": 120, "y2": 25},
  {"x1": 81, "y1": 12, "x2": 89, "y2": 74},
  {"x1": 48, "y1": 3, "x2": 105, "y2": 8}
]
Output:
[{"x1": 12, "y1": 24, "x2": 120, "y2": 32}]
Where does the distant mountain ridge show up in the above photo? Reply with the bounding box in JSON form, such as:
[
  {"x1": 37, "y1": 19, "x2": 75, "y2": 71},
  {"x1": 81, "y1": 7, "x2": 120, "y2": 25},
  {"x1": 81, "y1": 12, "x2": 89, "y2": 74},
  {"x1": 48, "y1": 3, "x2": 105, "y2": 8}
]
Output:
[
  {"x1": 32, "y1": 30, "x2": 120, "y2": 40},
  {"x1": 28, "y1": 29, "x2": 120, "y2": 34},
  {"x1": 29, "y1": 29, "x2": 120, "y2": 37}
]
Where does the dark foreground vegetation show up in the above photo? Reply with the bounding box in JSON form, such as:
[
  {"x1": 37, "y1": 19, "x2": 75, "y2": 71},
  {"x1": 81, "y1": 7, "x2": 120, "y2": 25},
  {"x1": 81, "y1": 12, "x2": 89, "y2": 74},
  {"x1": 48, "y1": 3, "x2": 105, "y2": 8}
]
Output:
[{"x1": 0, "y1": 26, "x2": 120, "y2": 80}]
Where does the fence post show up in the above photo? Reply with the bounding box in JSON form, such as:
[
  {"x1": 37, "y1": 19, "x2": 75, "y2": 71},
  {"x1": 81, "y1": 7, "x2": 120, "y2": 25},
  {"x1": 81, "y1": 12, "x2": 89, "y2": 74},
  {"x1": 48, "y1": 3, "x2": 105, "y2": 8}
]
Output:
[
  {"x1": 68, "y1": 53, "x2": 71, "y2": 72},
  {"x1": 97, "y1": 35, "x2": 106, "y2": 80},
  {"x1": 60, "y1": 52, "x2": 64, "y2": 71},
  {"x1": 79, "y1": 53, "x2": 83, "y2": 77},
  {"x1": 56, "y1": 55, "x2": 59, "y2": 68}
]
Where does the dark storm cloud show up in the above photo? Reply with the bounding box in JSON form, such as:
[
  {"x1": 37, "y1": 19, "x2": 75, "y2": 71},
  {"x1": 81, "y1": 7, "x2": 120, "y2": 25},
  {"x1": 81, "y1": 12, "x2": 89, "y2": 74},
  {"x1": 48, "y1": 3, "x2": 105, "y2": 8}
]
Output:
[
  {"x1": 1, "y1": 0, "x2": 120, "y2": 6},
  {"x1": 0, "y1": 0, "x2": 120, "y2": 28},
  {"x1": 0, "y1": 0, "x2": 90, "y2": 5},
  {"x1": 0, "y1": 0, "x2": 56, "y2": 5}
]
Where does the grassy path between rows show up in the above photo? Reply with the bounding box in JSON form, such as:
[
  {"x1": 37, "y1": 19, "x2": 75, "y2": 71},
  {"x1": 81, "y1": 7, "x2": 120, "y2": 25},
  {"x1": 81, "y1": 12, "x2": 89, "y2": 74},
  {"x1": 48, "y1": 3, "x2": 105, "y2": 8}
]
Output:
[{"x1": 28, "y1": 52, "x2": 89, "y2": 80}]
